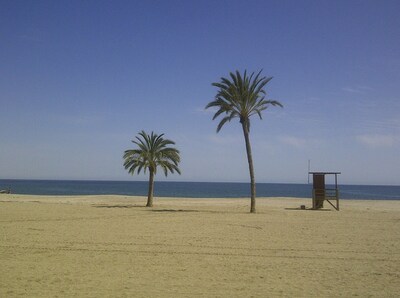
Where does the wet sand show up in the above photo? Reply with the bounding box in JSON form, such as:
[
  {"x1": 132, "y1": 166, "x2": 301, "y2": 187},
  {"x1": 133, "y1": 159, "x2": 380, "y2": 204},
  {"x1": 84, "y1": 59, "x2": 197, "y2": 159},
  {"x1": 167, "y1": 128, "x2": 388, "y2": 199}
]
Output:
[{"x1": 1, "y1": 194, "x2": 399, "y2": 297}]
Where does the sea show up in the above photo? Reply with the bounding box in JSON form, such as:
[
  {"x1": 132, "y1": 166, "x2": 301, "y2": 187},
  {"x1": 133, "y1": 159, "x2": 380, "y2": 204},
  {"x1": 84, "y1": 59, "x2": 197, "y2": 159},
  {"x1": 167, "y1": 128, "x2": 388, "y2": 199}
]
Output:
[{"x1": 0, "y1": 179, "x2": 399, "y2": 200}]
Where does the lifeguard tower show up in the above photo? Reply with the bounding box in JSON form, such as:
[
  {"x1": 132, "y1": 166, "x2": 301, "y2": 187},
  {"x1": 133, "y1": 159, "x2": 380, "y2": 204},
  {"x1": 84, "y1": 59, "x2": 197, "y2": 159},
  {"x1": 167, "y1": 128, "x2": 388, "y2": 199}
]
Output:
[{"x1": 309, "y1": 172, "x2": 341, "y2": 210}]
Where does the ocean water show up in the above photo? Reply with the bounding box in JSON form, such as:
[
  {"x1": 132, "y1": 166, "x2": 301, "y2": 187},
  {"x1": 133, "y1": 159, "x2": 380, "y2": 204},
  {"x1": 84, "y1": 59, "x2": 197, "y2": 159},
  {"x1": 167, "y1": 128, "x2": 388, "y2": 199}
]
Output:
[{"x1": 0, "y1": 179, "x2": 399, "y2": 200}]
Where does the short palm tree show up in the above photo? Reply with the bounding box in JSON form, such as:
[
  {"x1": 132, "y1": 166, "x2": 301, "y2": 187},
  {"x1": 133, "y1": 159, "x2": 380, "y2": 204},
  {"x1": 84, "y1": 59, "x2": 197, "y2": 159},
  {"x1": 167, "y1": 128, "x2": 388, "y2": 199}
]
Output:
[
  {"x1": 123, "y1": 131, "x2": 181, "y2": 207},
  {"x1": 206, "y1": 70, "x2": 282, "y2": 213}
]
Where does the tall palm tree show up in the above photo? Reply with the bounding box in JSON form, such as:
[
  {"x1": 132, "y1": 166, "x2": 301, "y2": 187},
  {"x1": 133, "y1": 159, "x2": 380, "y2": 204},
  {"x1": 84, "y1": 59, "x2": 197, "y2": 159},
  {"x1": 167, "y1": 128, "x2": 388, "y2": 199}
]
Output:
[
  {"x1": 206, "y1": 70, "x2": 282, "y2": 213},
  {"x1": 123, "y1": 131, "x2": 181, "y2": 207}
]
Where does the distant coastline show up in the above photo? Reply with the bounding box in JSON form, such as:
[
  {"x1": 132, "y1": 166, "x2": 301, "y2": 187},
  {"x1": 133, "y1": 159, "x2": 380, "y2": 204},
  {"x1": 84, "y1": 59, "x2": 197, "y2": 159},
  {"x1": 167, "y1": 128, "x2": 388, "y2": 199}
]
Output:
[{"x1": 0, "y1": 179, "x2": 399, "y2": 200}]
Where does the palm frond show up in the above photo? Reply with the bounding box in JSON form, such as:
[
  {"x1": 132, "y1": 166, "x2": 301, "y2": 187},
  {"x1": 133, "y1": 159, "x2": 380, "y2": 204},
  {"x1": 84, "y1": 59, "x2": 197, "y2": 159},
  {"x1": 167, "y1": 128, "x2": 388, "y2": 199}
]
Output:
[
  {"x1": 216, "y1": 112, "x2": 238, "y2": 132},
  {"x1": 123, "y1": 131, "x2": 181, "y2": 177},
  {"x1": 206, "y1": 70, "x2": 283, "y2": 133}
]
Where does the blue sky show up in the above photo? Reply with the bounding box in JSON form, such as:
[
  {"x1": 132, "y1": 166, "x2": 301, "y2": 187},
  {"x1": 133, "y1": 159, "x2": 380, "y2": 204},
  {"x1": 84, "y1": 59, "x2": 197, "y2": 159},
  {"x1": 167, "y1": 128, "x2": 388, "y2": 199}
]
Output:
[{"x1": 1, "y1": 0, "x2": 399, "y2": 185}]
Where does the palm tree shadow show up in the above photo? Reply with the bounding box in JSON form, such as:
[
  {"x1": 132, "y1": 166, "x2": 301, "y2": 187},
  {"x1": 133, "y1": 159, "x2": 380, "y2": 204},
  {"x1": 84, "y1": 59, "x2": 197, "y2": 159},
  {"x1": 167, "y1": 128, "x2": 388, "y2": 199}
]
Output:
[
  {"x1": 92, "y1": 205, "x2": 200, "y2": 213},
  {"x1": 284, "y1": 207, "x2": 332, "y2": 211},
  {"x1": 92, "y1": 205, "x2": 237, "y2": 214},
  {"x1": 92, "y1": 204, "x2": 146, "y2": 209},
  {"x1": 148, "y1": 209, "x2": 199, "y2": 213}
]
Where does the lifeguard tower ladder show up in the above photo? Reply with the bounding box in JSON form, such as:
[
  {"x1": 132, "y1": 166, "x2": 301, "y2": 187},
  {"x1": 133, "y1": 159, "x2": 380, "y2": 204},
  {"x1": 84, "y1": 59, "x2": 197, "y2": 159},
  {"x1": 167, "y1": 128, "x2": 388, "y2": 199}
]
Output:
[{"x1": 309, "y1": 172, "x2": 341, "y2": 211}]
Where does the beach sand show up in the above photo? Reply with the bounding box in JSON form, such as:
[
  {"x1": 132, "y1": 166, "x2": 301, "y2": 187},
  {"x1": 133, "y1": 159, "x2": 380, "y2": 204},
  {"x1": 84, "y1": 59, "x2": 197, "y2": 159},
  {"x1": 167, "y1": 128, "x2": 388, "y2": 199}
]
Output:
[{"x1": 1, "y1": 194, "x2": 399, "y2": 297}]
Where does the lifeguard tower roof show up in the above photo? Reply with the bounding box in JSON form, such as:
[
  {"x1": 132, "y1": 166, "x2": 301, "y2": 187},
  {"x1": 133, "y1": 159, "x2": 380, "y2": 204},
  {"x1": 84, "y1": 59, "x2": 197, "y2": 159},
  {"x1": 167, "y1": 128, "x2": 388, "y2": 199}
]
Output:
[{"x1": 309, "y1": 172, "x2": 341, "y2": 175}]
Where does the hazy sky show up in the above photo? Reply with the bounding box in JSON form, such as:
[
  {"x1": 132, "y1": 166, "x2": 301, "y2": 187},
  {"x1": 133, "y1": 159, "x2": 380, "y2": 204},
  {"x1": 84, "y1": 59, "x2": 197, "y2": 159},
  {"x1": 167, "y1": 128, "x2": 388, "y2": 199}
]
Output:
[{"x1": 1, "y1": 0, "x2": 399, "y2": 185}]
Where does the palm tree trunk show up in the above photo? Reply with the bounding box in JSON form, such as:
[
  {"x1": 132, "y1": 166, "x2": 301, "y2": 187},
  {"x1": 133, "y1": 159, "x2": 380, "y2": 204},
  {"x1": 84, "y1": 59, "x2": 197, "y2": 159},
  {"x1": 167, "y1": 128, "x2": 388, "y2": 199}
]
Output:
[
  {"x1": 241, "y1": 120, "x2": 256, "y2": 213},
  {"x1": 147, "y1": 170, "x2": 154, "y2": 207}
]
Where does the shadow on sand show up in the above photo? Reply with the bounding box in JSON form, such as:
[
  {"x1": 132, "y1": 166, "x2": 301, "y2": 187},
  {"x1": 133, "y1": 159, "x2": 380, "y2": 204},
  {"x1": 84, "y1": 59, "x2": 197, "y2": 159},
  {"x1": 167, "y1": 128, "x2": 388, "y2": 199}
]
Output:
[
  {"x1": 92, "y1": 205, "x2": 199, "y2": 213},
  {"x1": 92, "y1": 204, "x2": 145, "y2": 209},
  {"x1": 284, "y1": 207, "x2": 332, "y2": 211},
  {"x1": 149, "y1": 209, "x2": 199, "y2": 213}
]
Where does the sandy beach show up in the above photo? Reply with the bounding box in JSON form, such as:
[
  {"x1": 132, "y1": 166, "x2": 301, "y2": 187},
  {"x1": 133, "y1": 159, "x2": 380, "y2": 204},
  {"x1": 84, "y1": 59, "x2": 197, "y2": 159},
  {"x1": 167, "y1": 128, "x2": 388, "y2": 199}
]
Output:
[{"x1": 1, "y1": 194, "x2": 399, "y2": 297}]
